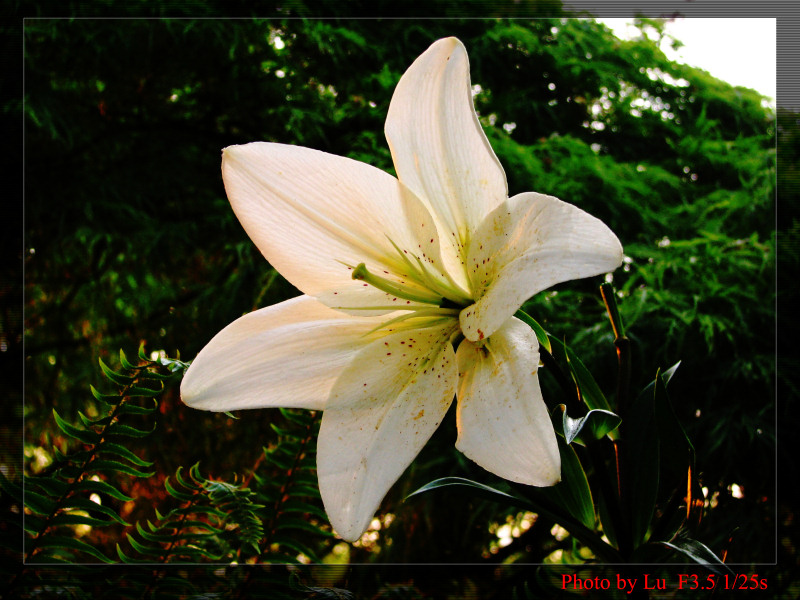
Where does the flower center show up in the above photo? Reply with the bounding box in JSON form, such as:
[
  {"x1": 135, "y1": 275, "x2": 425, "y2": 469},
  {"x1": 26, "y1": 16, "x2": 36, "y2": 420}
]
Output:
[
  {"x1": 352, "y1": 263, "x2": 443, "y2": 305},
  {"x1": 350, "y1": 239, "x2": 473, "y2": 310}
]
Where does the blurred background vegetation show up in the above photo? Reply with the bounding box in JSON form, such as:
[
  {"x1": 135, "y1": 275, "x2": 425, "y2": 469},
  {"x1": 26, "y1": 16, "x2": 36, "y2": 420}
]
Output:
[{"x1": 5, "y1": 2, "x2": 791, "y2": 597}]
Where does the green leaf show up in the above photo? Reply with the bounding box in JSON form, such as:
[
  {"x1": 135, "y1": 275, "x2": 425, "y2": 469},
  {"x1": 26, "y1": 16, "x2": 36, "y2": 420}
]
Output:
[
  {"x1": 135, "y1": 521, "x2": 176, "y2": 543},
  {"x1": 52, "y1": 408, "x2": 100, "y2": 445},
  {"x1": 50, "y1": 512, "x2": 119, "y2": 528},
  {"x1": 513, "y1": 309, "x2": 552, "y2": 353},
  {"x1": 76, "y1": 478, "x2": 133, "y2": 503},
  {"x1": 24, "y1": 488, "x2": 56, "y2": 515},
  {"x1": 105, "y1": 422, "x2": 156, "y2": 439},
  {"x1": 126, "y1": 384, "x2": 163, "y2": 397},
  {"x1": 99, "y1": 442, "x2": 155, "y2": 467},
  {"x1": 34, "y1": 535, "x2": 116, "y2": 563},
  {"x1": 126, "y1": 531, "x2": 163, "y2": 557},
  {"x1": 23, "y1": 515, "x2": 45, "y2": 536},
  {"x1": 407, "y1": 476, "x2": 520, "y2": 503},
  {"x1": 116, "y1": 400, "x2": 158, "y2": 416},
  {"x1": 660, "y1": 533, "x2": 733, "y2": 575},
  {"x1": 26, "y1": 475, "x2": 69, "y2": 497},
  {"x1": 279, "y1": 408, "x2": 314, "y2": 426},
  {"x1": 408, "y1": 477, "x2": 620, "y2": 562},
  {"x1": 280, "y1": 499, "x2": 329, "y2": 521},
  {"x1": 538, "y1": 436, "x2": 595, "y2": 529},
  {"x1": 164, "y1": 476, "x2": 195, "y2": 501},
  {"x1": 548, "y1": 337, "x2": 612, "y2": 411},
  {"x1": 626, "y1": 390, "x2": 660, "y2": 548},
  {"x1": 270, "y1": 423, "x2": 297, "y2": 438},
  {"x1": 98, "y1": 357, "x2": 135, "y2": 386},
  {"x1": 119, "y1": 348, "x2": 139, "y2": 370},
  {"x1": 653, "y1": 369, "x2": 695, "y2": 483},
  {"x1": 89, "y1": 385, "x2": 118, "y2": 410},
  {"x1": 276, "y1": 517, "x2": 332, "y2": 537},
  {"x1": 559, "y1": 406, "x2": 621, "y2": 444},
  {"x1": 78, "y1": 411, "x2": 111, "y2": 429},
  {"x1": 67, "y1": 496, "x2": 130, "y2": 525},
  {"x1": 562, "y1": 341, "x2": 612, "y2": 411},
  {"x1": 270, "y1": 535, "x2": 319, "y2": 562},
  {"x1": 89, "y1": 459, "x2": 153, "y2": 478},
  {"x1": 636, "y1": 361, "x2": 681, "y2": 401},
  {"x1": 116, "y1": 542, "x2": 151, "y2": 564}
]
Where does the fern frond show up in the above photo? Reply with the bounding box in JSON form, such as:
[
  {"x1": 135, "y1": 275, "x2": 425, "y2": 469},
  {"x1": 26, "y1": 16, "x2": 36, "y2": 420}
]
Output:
[
  {"x1": 121, "y1": 463, "x2": 266, "y2": 563},
  {"x1": 22, "y1": 346, "x2": 172, "y2": 565},
  {"x1": 251, "y1": 409, "x2": 333, "y2": 563}
]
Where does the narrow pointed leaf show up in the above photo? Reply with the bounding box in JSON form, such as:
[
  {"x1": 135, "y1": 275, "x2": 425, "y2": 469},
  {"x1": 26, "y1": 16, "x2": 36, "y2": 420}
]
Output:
[
  {"x1": 67, "y1": 496, "x2": 130, "y2": 525},
  {"x1": 119, "y1": 349, "x2": 139, "y2": 370},
  {"x1": 116, "y1": 542, "x2": 150, "y2": 564},
  {"x1": 135, "y1": 521, "x2": 175, "y2": 543},
  {"x1": 26, "y1": 475, "x2": 69, "y2": 497},
  {"x1": 52, "y1": 409, "x2": 100, "y2": 445},
  {"x1": 89, "y1": 385, "x2": 118, "y2": 411},
  {"x1": 50, "y1": 512, "x2": 118, "y2": 528},
  {"x1": 626, "y1": 389, "x2": 660, "y2": 548},
  {"x1": 116, "y1": 400, "x2": 158, "y2": 416},
  {"x1": 654, "y1": 370, "x2": 695, "y2": 483},
  {"x1": 661, "y1": 534, "x2": 733, "y2": 575},
  {"x1": 76, "y1": 478, "x2": 133, "y2": 502},
  {"x1": 98, "y1": 357, "x2": 135, "y2": 386},
  {"x1": 77, "y1": 410, "x2": 110, "y2": 429},
  {"x1": 23, "y1": 488, "x2": 56, "y2": 515},
  {"x1": 126, "y1": 384, "x2": 162, "y2": 397},
  {"x1": 547, "y1": 336, "x2": 611, "y2": 411},
  {"x1": 23, "y1": 515, "x2": 45, "y2": 535},
  {"x1": 537, "y1": 435, "x2": 595, "y2": 528},
  {"x1": 88, "y1": 459, "x2": 153, "y2": 478},
  {"x1": 99, "y1": 442, "x2": 155, "y2": 467},
  {"x1": 126, "y1": 532, "x2": 163, "y2": 557},
  {"x1": 34, "y1": 535, "x2": 116, "y2": 563},
  {"x1": 105, "y1": 422, "x2": 156, "y2": 438},
  {"x1": 408, "y1": 476, "x2": 620, "y2": 561},
  {"x1": 164, "y1": 477, "x2": 195, "y2": 502},
  {"x1": 276, "y1": 517, "x2": 333, "y2": 537},
  {"x1": 562, "y1": 341, "x2": 612, "y2": 411},
  {"x1": 513, "y1": 309, "x2": 552, "y2": 353}
]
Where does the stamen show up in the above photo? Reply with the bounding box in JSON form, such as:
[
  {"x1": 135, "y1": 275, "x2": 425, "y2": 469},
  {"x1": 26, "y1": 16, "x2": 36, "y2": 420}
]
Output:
[
  {"x1": 386, "y1": 237, "x2": 472, "y2": 306},
  {"x1": 363, "y1": 308, "x2": 461, "y2": 337},
  {"x1": 412, "y1": 255, "x2": 473, "y2": 306}
]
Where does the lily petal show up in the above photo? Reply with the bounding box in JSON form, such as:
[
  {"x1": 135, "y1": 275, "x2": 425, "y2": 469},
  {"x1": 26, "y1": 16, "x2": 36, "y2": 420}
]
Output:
[
  {"x1": 461, "y1": 192, "x2": 623, "y2": 342},
  {"x1": 385, "y1": 37, "x2": 507, "y2": 273},
  {"x1": 181, "y1": 296, "x2": 384, "y2": 412},
  {"x1": 222, "y1": 143, "x2": 453, "y2": 313},
  {"x1": 455, "y1": 317, "x2": 560, "y2": 486},
  {"x1": 317, "y1": 321, "x2": 458, "y2": 541}
]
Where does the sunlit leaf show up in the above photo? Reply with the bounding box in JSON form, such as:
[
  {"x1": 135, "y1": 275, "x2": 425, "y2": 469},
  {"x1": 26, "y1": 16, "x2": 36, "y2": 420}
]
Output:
[
  {"x1": 559, "y1": 405, "x2": 621, "y2": 444},
  {"x1": 660, "y1": 532, "x2": 733, "y2": 575}
]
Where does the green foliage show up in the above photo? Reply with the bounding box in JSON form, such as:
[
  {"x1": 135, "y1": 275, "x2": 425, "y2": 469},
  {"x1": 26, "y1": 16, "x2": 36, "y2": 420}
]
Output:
[
  {"x1": 18, "y1": 11, "x2": 776, "y2": 594},
  {"x1": 5, "y1": 348, "x2": 333, "y2": 598},
  {"x1": 118, "y1": 462, "x2": 267, "y2": 563},
  {"x1": 116, "y1": 408, "x2": 330, "y2": 566},
  {"x1": 22, "y1": 347, "x2": 163, "y2": 565}
]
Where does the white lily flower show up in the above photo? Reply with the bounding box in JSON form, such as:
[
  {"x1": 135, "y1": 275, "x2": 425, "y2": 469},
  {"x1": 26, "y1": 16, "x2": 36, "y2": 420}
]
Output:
[{"x1": 181, "y1": 37, "x2": 623, "y2": 542}]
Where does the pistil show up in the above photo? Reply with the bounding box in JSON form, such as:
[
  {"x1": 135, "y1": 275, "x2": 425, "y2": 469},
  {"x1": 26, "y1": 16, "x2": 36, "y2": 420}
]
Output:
[{"x1": 351, "y1": 263, "x2": 443, "y2": 305}]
